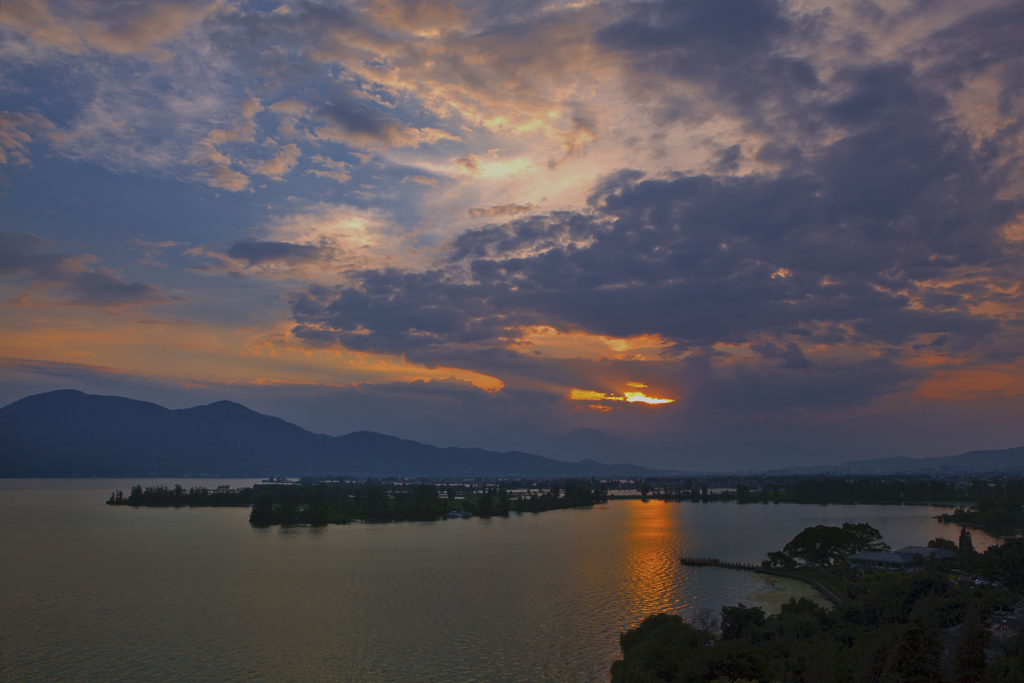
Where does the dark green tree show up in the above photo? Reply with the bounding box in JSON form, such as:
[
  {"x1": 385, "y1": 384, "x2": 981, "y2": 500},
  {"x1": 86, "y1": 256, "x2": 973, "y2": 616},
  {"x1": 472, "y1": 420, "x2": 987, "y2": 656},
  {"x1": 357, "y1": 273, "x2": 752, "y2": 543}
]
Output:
[
  {"x1": 305, "y1": 487, "x2": 329, "y2": 526},
  {"x1": 782, "y1": 523, "x2": 889, "y2": 567},
  {"x1": 960, "y1": 527, "x2": 975, "y2": 555},
  {"x1": 127, "y1": 484, "x2": 143, "y2": 505},
  {"x1": 983, "y1": 537, "x2": 1024, "y2": 590},
  {"x1": 720, "y1": 604, "x2": 766, "y2": 642},
  {"x1": 764, "y1": 550, "x2": 796, "y2": 569},
  {"x1": 880, "y1": 618, "x2": 943, "y2": 683},
  {"x1": 249, "y1": 493, "x2": 276, "y2": 526},
  {"x1": 691, "y1": 606, "x2": 719, "y2": 644},
  {"x1": 953, "y1": 608, "x2": 988, "y2": 683},
  {"x1": 495, "y1": 490, "x2": 510, "y2": 517},
  {"x1": 611, "y1": 613, "x2": 701, "y2": 683},
  {"x1": 927, "y1": 537, "x2": 958, "y2": 553},
  {"x1": 477, "y1": 492, "x2": 493, "y2": 518}
]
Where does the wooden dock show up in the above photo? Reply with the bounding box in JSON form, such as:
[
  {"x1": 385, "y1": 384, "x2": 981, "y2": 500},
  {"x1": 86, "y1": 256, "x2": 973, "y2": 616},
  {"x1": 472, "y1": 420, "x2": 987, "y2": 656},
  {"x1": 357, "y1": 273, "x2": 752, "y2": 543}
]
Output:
[
  {"x1": 679, "y1": 557, "x2": 761, "y2": 570},
  {"x1": 679, "y1": 556, "x2": 845, "y2": 604}
]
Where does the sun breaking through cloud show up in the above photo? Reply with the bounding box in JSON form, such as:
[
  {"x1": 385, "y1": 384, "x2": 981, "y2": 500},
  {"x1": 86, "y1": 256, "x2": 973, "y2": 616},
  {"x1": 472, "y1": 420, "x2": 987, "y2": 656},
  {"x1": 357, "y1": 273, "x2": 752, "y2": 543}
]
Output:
[
  {"x1": 568, "y1": 386, "x2": 675, "y2": 405},
  {"x1": 1, "y1": 0, "x2": 1023, "y2": 466}
]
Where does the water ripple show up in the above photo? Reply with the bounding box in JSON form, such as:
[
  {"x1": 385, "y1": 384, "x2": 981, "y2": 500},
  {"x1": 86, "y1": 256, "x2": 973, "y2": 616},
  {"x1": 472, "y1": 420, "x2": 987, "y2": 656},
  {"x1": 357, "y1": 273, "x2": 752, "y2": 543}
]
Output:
[{"x1": 0, "y1": 482, "x2": 983, "y2": 683}]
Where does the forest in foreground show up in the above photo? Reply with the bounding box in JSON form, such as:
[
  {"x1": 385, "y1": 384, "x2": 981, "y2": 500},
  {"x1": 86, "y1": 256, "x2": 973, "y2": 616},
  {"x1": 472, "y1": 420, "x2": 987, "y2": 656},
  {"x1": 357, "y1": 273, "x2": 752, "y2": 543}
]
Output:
[{"x1": 612, "y1": 525, "x2": 1024, "y2": 683}]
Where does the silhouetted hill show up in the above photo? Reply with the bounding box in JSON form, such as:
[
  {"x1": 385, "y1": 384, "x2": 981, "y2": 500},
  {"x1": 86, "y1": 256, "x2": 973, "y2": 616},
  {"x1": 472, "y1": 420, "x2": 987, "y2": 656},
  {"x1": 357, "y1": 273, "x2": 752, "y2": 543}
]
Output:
[{"x1": 0, "y1": 390, "x2": 658, "y2": 478}]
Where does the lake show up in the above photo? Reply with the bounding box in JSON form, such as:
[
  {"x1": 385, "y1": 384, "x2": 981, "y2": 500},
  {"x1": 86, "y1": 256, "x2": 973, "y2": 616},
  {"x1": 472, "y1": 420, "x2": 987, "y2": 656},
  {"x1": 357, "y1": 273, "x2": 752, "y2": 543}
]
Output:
[{"x1": 0, "y1": 479, "x2": 997, "y2": 683}]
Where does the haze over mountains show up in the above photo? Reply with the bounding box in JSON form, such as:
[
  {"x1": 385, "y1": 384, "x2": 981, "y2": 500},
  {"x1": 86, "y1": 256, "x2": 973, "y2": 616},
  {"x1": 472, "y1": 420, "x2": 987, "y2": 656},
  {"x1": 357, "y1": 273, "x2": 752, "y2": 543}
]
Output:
[
  {"x1": 0, "y1": 391, "x2": 658, "y2": 478},
  {"x1": 772, "y1": 448, "x2": 1024, "y2": 475},
  {"x1": 439, "y1": 428, "x2": 1024, "y2": 475},
  {"x1": 1, "y1": 391, "x2": 1022, "y2": 478}
]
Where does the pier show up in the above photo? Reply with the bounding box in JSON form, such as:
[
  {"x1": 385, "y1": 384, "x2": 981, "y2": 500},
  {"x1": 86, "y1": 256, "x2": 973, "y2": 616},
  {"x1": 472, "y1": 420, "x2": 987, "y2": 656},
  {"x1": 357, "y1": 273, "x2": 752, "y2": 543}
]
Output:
[
  {"x1": 680, "y1": 556, "x2": 845, "y2": 604},
  {"x1": 679, "y1": 557, "x2": 761, "y2": 571}
]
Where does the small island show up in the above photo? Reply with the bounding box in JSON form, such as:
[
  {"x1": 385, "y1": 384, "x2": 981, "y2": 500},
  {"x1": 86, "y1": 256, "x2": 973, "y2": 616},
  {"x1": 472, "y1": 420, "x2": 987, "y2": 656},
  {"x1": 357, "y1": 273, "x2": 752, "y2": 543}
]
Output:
[{"x1": 107, "y1": 478, "x2": 611, "y2": 526}]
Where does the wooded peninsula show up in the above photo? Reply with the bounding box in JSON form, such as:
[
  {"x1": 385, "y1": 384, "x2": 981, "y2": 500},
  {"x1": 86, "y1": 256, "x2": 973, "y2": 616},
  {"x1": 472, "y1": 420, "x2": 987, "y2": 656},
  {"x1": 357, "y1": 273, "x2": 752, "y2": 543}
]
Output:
[
  {"x1": 107, "y1": 473, "x2": 1024, "y2": 534},
  {"x1": 107, "y1": 478, "x2": 611, "y2": 525}
]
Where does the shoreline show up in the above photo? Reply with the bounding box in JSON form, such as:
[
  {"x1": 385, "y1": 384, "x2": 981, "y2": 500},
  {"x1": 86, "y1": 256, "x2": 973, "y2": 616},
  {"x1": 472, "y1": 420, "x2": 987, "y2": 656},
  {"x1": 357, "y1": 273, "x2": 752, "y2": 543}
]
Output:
[{"x1": 746, "y1": 574, "x2": 832, "y2": 614}]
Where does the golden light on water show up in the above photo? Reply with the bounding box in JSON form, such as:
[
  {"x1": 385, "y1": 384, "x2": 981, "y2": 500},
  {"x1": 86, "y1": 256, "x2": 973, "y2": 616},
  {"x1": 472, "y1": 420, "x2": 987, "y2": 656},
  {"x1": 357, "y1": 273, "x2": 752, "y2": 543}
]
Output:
[
  {"x1": 621, "y1": 500, "x2": 685, "y2": 617},
  {"x1": 567, "y1": 384, "x2": 675, "y2": 405}
]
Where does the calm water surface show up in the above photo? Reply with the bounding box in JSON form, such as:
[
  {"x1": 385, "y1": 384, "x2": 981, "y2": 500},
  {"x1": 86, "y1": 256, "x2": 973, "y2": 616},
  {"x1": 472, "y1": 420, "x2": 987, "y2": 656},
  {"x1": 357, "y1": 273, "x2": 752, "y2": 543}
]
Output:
[{"x1": 0, "y1": 479, "x2": 997, "y2": 683}]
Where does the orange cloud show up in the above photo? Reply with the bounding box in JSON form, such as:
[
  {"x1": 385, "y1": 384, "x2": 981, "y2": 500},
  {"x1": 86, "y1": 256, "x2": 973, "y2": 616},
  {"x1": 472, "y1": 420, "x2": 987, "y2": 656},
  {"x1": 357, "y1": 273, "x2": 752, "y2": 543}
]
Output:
[
  {"x1": 251, "y1": 143, "x2": 301, "y2": 180},
  {"x1": 0, "y1": 307, "x2": 507, "y2": 394},
  {"x1": 624, "y1": 391, "x2": 673, "y2": 405},
  {"x1": 569, "y1": 388, "x2": 619, "y2": 401},
  {"x1": 0, "y1": 111, "x2": 56, "y2": 166},
  {"x1": 915, "y1": 369, "x2": 1024, "y2": 401},
  {"x1": 467, "y1": 203, "x2": 535, "y2": 218},
  {"x1": 1, "y1": 0, "x2": 219, "y2": 55},
  {"x1": 568, "y1": 384, "x2": 675, "y2": 405}
]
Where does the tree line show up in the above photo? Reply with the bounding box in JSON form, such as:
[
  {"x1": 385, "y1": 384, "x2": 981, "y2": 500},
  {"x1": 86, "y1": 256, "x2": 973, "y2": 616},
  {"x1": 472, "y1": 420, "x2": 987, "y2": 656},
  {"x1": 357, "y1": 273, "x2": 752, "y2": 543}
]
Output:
[
  {"x1": 940, "y1": 497, "x2": 1024, "y2": 532},
  {"x1": 107, "y1": 484, "x2": 253, "y2": 507},
  {"x1": 613, "y1": 523, "x2": 1024, "y2": 682},
  {"x1": 247, "y1": 479, "x2": 610, "y2": 526},
  {"x1": 644, "y1": 476, "x2": 1024, "y2": 505}
]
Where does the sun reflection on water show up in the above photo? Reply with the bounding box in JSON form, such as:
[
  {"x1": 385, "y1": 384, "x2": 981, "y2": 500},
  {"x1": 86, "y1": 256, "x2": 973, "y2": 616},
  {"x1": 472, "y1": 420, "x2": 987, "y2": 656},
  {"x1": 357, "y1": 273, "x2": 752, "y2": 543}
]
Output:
[{"x1": 620, "y1": 500, "x2": 690, "y2": 620}]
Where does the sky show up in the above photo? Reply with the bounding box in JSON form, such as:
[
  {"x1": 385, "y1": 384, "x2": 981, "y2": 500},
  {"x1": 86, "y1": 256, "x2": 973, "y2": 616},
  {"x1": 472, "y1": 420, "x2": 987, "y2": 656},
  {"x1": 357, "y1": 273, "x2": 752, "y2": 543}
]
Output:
[{"x1": 1, "y1": 0, "x2": 1023, "y2": 470}]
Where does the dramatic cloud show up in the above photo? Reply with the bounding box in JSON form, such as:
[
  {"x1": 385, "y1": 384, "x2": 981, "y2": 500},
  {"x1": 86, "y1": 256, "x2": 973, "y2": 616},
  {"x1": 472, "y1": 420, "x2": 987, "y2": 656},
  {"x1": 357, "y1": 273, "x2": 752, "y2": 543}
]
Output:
[
  {"x1": 2, "y1": 0, "x2": 1023, "y2": 466},
  {"x1": 287, "y1": 1, "x2": 1024, "y2": 424}
]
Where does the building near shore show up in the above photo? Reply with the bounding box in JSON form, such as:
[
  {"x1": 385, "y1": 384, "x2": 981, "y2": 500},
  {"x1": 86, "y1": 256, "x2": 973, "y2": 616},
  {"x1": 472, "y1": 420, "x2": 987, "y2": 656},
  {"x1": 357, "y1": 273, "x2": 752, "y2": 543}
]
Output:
[{"x1": 847, "y1": 545, "x2": 956, "y2": 572}]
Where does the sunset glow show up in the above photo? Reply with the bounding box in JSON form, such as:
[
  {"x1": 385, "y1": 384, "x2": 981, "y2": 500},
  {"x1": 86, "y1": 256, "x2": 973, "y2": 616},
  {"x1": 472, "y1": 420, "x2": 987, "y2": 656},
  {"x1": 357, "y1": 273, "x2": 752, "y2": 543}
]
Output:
[
  {"x1": 1, "y1": 0, "x2": 1022, "y2": 465},
  {"x1": 568, "y1": 386, "x2": 675, "y2": 406},
  {"x1": 624, "y1": 392, "x2": 674, "y2": 405}
]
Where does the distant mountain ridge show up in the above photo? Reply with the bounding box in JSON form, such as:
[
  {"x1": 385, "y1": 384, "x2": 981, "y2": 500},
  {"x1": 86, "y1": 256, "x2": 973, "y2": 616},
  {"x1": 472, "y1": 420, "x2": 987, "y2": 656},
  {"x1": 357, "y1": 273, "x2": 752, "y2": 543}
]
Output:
[
  {"x1": 772, "y1": 447, "x2": 1024, "y2": 474},
  {"x1": 0, "y1": 390, "x2": 659, "y2": 478}
]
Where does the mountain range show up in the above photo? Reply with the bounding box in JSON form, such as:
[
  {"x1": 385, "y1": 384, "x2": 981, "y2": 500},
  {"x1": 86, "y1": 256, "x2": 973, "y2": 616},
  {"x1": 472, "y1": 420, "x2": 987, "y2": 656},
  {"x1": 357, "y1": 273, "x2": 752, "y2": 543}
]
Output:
[
  {"x1": 1, "y1": 390, "x2": 1022, "y2": 477},
  {"x1": 771, "y1": 447, "x2": 1024, "y2": 475},
  {"x1": 0, "y1": 390, "x2": 659, "y2": 478}
]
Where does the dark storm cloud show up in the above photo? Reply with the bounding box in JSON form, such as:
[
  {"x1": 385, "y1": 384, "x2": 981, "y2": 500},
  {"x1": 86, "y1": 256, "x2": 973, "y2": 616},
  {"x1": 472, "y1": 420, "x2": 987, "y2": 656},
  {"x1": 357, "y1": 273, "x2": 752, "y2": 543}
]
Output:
[
  {"x1": 225, "y1": 239, "x2": 324, "y2": 267},
  {"x1": 286, "y1": 0, "x2": 1024, "y2": 415},
  {"x1": 0, "y1": 232, "x2": 171, "y2": 307},
  {"x1": 292, "y1": 130, "x2": 1015, "y2": 356},
  {"x1": 290, "y1": 269, "x2": 544, "y2": 357},
  {"x1": 918, "y1": 1, "x2": 1024, "y2": 94},
  {"x1": 684, "y1": 354, "x2": 924, "y2": 413},
  {"x1": 751, "y1": 341, "x2": 814, "y2": 370},
  {"x1": 597, "y1": 0, "x2": 822, "y2": 126}
]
